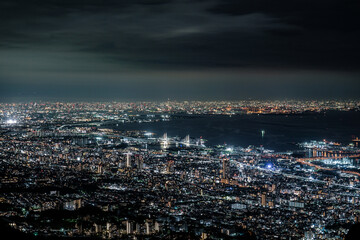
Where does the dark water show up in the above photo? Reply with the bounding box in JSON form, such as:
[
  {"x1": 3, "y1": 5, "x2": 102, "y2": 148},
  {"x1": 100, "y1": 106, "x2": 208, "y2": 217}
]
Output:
[{"x1": 113, "y1": 111, "x2": 360, "y2": 151}]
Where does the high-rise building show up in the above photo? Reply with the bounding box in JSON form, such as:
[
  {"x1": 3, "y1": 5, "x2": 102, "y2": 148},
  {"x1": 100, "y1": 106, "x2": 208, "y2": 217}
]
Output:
[
  {"x1": 135, "y1": 154, "x2": 143, "y2": 170},
  {"x1": 145, "y1": 221, "x2": 152, "y2": 235},
  {"x1": 154, "y1": 221, "x2": 161, "y2": 232},
  {"x1": 304, "y1": 231, "x2": 315, "y2": 240},
  {"x1": 135, "y1": 223, "x2": 141, "y2": 234},
  {"x1": 97, "y1": 164, "x2": 103, "y2": 174},
  {"x1": 126, "y1": 221, "x2": 133, "y2": 234},
  {"x1": 125, "y1": 153, "x2": 132, "y2": 168},
  {"x1": 184, "y1": 135, "x2": 190, "y2": 147},
  {"x1": 106, "y1": 222, "x2": 112, "y2": 232},
  {"x1": 261, "y1": 194, "x2": 266, "y2": 206},
  {"x1": 166, "y1": 160, "x2": 174, "y2": 173},
  {"x1": 75, "y1": 199, "x2": 82, "y2": 209},
  {"x1": 222, "y1": 159, "x2": 230, "y2": 179},
  {"x1": 162, "y1": 133, "x2": 169, "y2": 149},
  {"x1": 94, "y1": 223, "x2": 102, "y2": 233}
]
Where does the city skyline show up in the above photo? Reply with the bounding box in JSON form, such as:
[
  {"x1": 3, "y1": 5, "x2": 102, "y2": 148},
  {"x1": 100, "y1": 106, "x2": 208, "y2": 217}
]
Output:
[{"x1": 1, "y1": 101, "x2": 360, "y2": 239}]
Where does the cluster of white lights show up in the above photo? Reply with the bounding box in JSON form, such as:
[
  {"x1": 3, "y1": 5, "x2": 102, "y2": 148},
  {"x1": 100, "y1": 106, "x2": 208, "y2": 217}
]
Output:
[
  {"x1": 225, "y1": 147, "x2": 233, "y2": 152},
  {"x1": 6, "y1": 119, "x2": 17, "y2": 124}
]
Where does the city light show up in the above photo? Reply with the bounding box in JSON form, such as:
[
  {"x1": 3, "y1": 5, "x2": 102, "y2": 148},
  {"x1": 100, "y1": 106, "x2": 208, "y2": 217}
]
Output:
[
  {"x1": 261, "y1": 130, "x2": 265, "y2": 138},
  {"x1": 0, "y1": 101, "x2": 359, "y2": 239},
  {"x1": 6, "y1": 119, "x2": 17, "y2": 124},
  {"x1": 225, "y1": 147, "x2": 233, "y2": 152}
]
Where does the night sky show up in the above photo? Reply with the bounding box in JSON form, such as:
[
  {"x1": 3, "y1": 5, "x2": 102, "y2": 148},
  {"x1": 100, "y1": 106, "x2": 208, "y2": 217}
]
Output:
[{"x1": 1, "y1": 0, "x2": 360, "y2": 101}]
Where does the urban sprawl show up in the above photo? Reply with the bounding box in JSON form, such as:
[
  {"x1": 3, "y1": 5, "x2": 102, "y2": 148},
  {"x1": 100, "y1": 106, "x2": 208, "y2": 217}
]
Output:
[{"x1": 1, "y1": 101, "x2": 360, "y2": 239}]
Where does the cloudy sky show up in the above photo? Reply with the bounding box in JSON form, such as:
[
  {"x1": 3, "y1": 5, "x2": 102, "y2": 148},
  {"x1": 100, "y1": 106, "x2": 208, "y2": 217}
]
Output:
[{"x1": 1, "y1": 0, "x2": 360, "y2": 101}]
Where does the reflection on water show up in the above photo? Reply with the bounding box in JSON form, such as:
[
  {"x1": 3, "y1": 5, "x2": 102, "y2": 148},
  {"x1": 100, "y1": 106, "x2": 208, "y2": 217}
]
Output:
[{"x1": 111, "y1": 111, "x2": 360, "y2": 151}]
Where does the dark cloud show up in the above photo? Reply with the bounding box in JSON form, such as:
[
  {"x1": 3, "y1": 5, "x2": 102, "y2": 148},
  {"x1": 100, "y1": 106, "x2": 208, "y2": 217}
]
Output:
[
  {"x1": 208, "y1": 0, "x2": 360, "y2": 31},
  {"x1": 0, "y1": 0, "x2": 359, "y2": 100}
]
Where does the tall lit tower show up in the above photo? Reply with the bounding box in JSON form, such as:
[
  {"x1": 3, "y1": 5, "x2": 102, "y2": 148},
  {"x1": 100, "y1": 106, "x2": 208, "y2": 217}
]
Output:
[
  {"x1": 261, "y1": 193, "x2": 266, "y2": 206},
  {"x1": 161, "y1": 133, "x2": 169, "y2": 149},
  {"x1": 125, "y1": 152, "x2": 132, "y2": 168},
  {"x1": 222, "y1": 159, "x2": 230, "y2": 179},
  {"x1": 126, "y1": 221, "x2": 133, "y2": 234},
  {"x1": 145, "y1": 221, "x2": 152, "y2": 235},
  {"x1": 184, "y1": 135, "x2": 190, "y2": 147}
]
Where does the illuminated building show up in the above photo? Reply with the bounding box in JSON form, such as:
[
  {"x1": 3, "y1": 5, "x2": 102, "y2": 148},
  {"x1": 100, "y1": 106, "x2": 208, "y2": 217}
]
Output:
[
  {"x1": 261, "y1": 194, "x2": 266, "y2": 207},
  {"x1": 222, "y1": 159, "x2": 230, "y2": 179}
]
